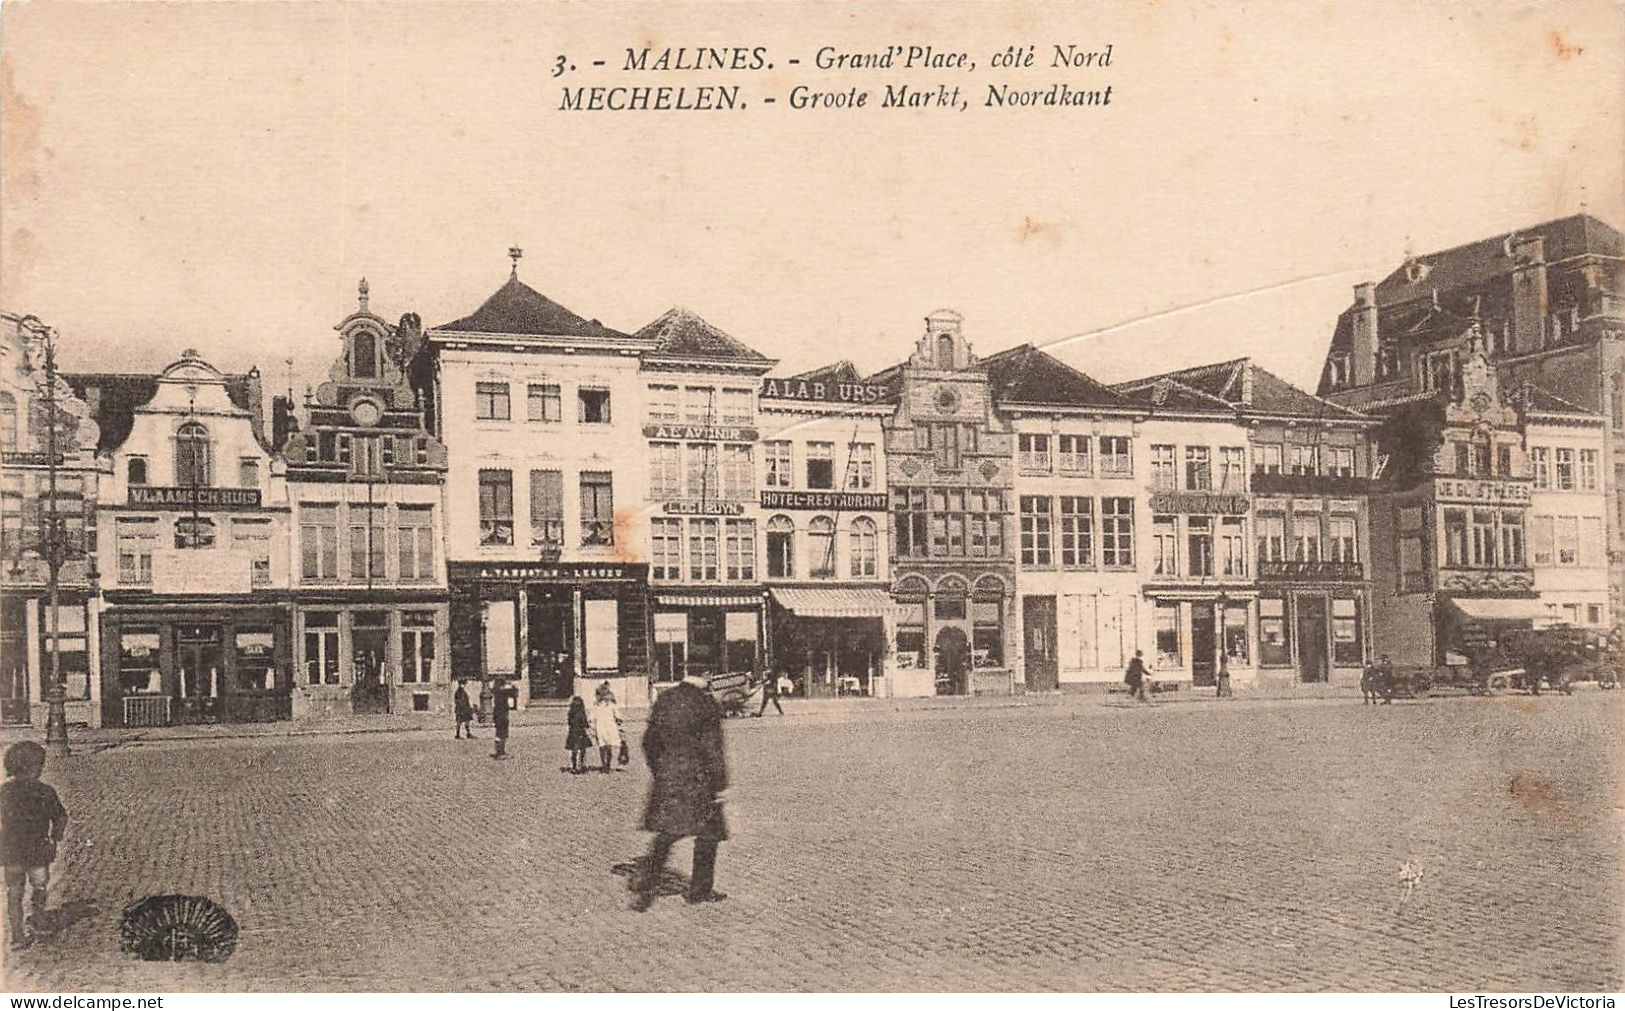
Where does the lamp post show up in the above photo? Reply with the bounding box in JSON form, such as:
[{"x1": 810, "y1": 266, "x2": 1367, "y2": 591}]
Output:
[{"x1": 18, "y1": 316, "x2": 69, "y2": 756}]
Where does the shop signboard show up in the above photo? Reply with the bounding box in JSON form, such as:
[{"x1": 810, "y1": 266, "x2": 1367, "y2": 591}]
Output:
[
  {"x1": 129, "y1": 486, "x2": 263, "y2": 510},
  {"x1": 760, "y1": 490, "x2": 888, "y2": 512}
]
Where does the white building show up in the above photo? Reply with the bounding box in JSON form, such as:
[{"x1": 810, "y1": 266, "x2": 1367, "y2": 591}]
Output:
[{"x1": 1520, "y1": 386, "x2": 1612, "y2": 629}]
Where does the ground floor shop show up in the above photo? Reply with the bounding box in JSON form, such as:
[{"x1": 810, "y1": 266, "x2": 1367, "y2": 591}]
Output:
[
  {"x1": 99, "y1": 599, "x2": 292, "y2": 727},
  {"x1": 766, "y1": 585, "x2": 896, "y2": 697},
  {"x1": 1141, "y1": 588, "x2": 1258, "y2": 688},
  {"x1": 1255, "y1": 585, "x2": 1370, "y2": 685},
  {"x1": 0, "y1": 590, "x2": 99, "y2": 728},
  {"x1": 448, "y1": 561, "x2": 651, "y2": 708},
  {"x1": 1016, "y1": 588, "x2": 1144, "y2": 690},
  {"x1": 291, "y1": 598, "x2": 451, "y2": 717},
  {"x1": 891, "y1": 569, "x2": 1015, "y2": 697},
  {"x1": 651, "y1": 588, "x2": 764, "y2": 686}
]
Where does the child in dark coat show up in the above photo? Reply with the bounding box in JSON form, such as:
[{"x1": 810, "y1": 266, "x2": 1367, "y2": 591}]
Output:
[
  {"x1": 2, "y1": 741, "x2": 67, "y2": 949},
  {"x1": 565, "y1": 696, "x2": 592, "y2": 774}
]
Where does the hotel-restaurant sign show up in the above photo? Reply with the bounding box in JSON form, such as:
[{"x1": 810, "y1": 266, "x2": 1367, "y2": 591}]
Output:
[
  {"x1": 1435, "y1": 478, "x2": 1531, "y2": 505},
  {"x1": 1148, "y1": 491, "x2": 1249, "y2": 515},
  {"x1": 761, "y1": 490, "x2": 889, "y2": 512},
  {"x1": 129, "y1": 486, "x2": 263, "y2": 510},
  {"x1": 642, "y1": 423, "x2": 758, "y2": 442}
]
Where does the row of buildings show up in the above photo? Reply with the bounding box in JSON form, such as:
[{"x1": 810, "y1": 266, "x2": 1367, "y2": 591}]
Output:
[{"x1": 3, "y1": 214, "x2": 1620, "y2": 727}]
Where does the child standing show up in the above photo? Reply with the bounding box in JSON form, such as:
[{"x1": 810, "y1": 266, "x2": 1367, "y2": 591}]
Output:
[
  {"x1": 565, "y1": 696, "x2": 592, "y2": 774},
  {"x1": 590, "y1": 687, "x2": 623, "y2": 774},
  {"x1": 2, "y1": 741, "x2": 67, "y2": 949}
]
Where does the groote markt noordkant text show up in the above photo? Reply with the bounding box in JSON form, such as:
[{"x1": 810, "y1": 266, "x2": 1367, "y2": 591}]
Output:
[{"x1": 553, "y1": 43, "x2": 1114, "y2": 113}]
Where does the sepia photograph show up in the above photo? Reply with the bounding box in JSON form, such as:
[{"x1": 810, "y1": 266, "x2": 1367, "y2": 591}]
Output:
[{"x1": 0, "y1": 0, "x2": 1621, "y2": 996}]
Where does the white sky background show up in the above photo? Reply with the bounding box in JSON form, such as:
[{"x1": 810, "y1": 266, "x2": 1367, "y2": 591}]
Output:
[{"x1": 2, "y1": 0, "x2": 1621, "y2": 394}]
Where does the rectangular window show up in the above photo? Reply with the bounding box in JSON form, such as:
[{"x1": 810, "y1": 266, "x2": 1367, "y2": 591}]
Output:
[
  {"x1": 528, "y1": 469, "x2": 564, "y2": 547},
  {"x1": 721, "y1": 388, "x2": 754, "y2": 426},
  {"x1": 1254, "y1": 444, "x2": 1283, "y2": 474},
  {"x1": 580, "y1": 472, "x2": 614, "y2": 546},
  {"x1": 1581, "y1": 516, "x2": 1605, "y2": 567},
  {"x1": 648, "y1": 384, "x2": 680, "y2": 423},
  {"x1": 849, "y1": 443, "x2": 876, "y2": 490},
  {"x1": 1059, "y1": 496, "x2": 1093, "y2": 567},
  {"x1": 300, "y1": 505, "x2": 340, "y2": 579},
  {"x1": 478, "y1": 470, "x2": 514, "y2": 546},
  {"x1": 231, "y1": 518, "x2": 272, "y2": 586},
  {"x1": 1332, "y1": 598, "x2": 1361, "y2": 666},
  {"x1": 304, "y1": 611, "x2": 340, "y2": 685},
  {"x1": 1530, "y1": 447, "x2": 1550, "y2": 489},
  {"x1": 685, "y1": 443, "x2": 719, "y2": 501},
  {"x1": 349, "y1": 504, "x2": 387, "y2": 581},
  {"x1": 1185, "y1": 447, "x2": 1212, "y2": 491},
  {"x1": 721, "y1": 445, "x2": 753, "y2": 500},
  {"x1": 933, "y1": 424, "x2": 961, "y2": 471},
  {"x1": 1470, "y1": 509, "x2": 1497, "y2": 567},
  {"x1": 764, "y1": 441, "x2": 793, "y2": 489},
  {"x1": 767, "y1": 518, "x2": 795, "y2": 578},
  {"x1": 1220, "y1": 517, "x2": 1247, "y2": 576},
  {"x1": 1187, "y1": 516, "x2": 1214, "y2": 576},
  {"x1": 1150, "y1": 445, "x2": 1176, "y2": 490},
  {"x1": 1154, "y1": 603, "x2": 1181, "y2": 668},
  {"x1": 1399, "y1": 537, "x2": 1425, "y2": 592},
  {"x1": 401, "y1": 613, "x2": 437, "y2": 684},
  {"x1": 1443, "y1": 508, "x2": 1468, "y2": 567},
  {"x1": 1259, "y1": 597, "x2": 1290, "y2": 666},
  {"x1": 1219, "y1": 447, "x2": 1248, "y2": 490},
  {"x1": 651, "y1": 518, "x2": 683, "y2": 582},
  {"x1": 808, "y1": 520, "x2": 837, "y2": 578},
  {"x1": 1256, "y1": 514, "x2": 1285, "y2": 564},
  {"x1": 1555, "y1": 448, "x2": 1575, "y2": 490},
  {"x1": 1579, "y1": 449, "x2": 1599, "y2": 491},
  {"x1": 526, "y1": 383, "x2": 562, "y2": 423},
  {"x1": 1328, "y1": 515, "x2": 1358, "y2": 564},
  {"x1": 1292, "y1": 513, "x2": 1321, "y2": 563},
  {"x1": 1152, "y1": 515, "x2": 1178, "y2": 576},
  {"x1": 1423, "y1": 350, "x2": 1456, "y2": 393},
  {"x1": 238, "y1": 458, "x2": 260, "y2": 489},
  {"x1": 1501, "y1": 510, "x2": 1525, "y2": 567},
  {"x1": 688, "y1": 519, "x2": 720, "y2": 582},
  {"x1": 1019, "y1": 496, "x2": 1052, "y2": 566},
  {"x1": 578, "y1": 388, "x2": 612, "y2": 424},
  {"x1": 397, "y1": 505, "x2": 435, "y2": 580},
  {"x1": 725, "y1": 519, "x2": 756, "y2": 582},
  {"x1": 1018, "y1": 434, "x2": 1051, "y2": 472},
  {"x1": 1556, "y1": 516, "x2": 1579, "y2": 565},
  {"x1": 1101, "y1": 498, "x2": 1134, "y2": 567},
  {"x1": 116, "y1": 518, "x2": 158, "y2": 586},
  {"x1": 1289, "y1": 444, "x2": 1318, "y2": 477},
  {"x1": 1588, "y1": 604, "x2": 1604, "y2": 626},
  {"x1": 1326, "y1": 447, "x2": 1355, "y2": 478},
  {"x1": 650, "y1": 443, "x2": 681, "y2": 500},
  {"x1": 1057, "y1": 434, "x2": 1091, "y2": 474},
  {"x1": 1224, "y1": 604, "x2": 1250, "y2": 665},
  {"x1": 893, "y1": 488, "x2": 929, "y2": 558},
  {"x1": 1100, "y1": 437, "x2": 1132, "y2": 476},
  {"x1": 684, "y1": 386, "x2": 716, "y2": 424},
  {"x1": 807, "y1": 442, "x2": 835, "y2": 489},
  {"x1": 475, "y1": 382, "x2": 510, "y2": 421},
  {"x1": 1530, "y1": 514, "x2": 1554, "y2": 565}
]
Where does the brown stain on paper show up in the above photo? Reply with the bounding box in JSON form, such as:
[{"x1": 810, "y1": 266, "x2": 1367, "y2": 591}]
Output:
[
  {"x1": 1, "y1": 56, "x2": 46, "y2": 281},
  {"x1": 1508, "y1": 771, "x2": 1570, "y2": 823},
  {"x1": 1016, "y1": 216, "x2": 1063, "y2": 247},
  {"x1": 1548, "y1": 30, "x2": 1584, "y2": 60},
  {"x1": 611, "y1": 507, "x2": 641, "y2": 564}
]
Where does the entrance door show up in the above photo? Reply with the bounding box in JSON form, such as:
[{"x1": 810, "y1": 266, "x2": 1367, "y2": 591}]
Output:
[
  {"x1": 1023, "y1": 596, "x2": 1058, "y2": 691},
  {"x1": 176, "y1": 624, "x2": 223, "y2": 724},
  {"x1": 935, "y1": 626, "x2": 969, "y2": 696},
  {"x1": 352, "y1": 612, "x2": 391, "y2": 715},
  {"x1": 1191, "y1": 603, "x2": 1217, "y2": 687},
  {"x1": 528, "y1": 597, "x2": 575, "y2": 701},
  {"x1": 1296, "y1": 596, "x2": 1329, "y2": 683}
]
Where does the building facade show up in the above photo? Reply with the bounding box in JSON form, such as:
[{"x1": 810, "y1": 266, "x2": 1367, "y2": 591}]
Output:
[
  {"x1": 1520, "y1": 386, "x2": 1612, "y2": 630},
  {"x1": 2, "y1": 313, "x2": 103, "y2": 727},
  {"x1": 279, "y1": 282, "x2": 452, "y2": 718}
]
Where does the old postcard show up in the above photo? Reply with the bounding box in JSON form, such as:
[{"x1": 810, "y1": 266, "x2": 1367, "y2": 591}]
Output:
[{"x1": 0, "y1": 0, "x2": 1621, "y2": 995}]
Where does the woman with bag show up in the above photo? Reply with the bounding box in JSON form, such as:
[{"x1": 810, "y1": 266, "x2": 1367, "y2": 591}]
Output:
[{"x1": 590, "y1": 681, "x2": 624, "y2": 775}]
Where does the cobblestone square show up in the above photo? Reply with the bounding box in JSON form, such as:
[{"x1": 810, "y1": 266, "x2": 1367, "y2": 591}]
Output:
[{"x1": 4, "y1": 692, "x2": 1621, "y2": 992}]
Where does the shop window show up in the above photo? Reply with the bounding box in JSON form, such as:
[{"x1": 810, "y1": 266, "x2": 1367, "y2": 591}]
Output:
[
  {"x1": 1154, "y1": 603, "x2": 1181, "y2": 668},
  {"x1": 304, "y1": 612, "x2": 340, "y2": 685},
  {"x1": 578, "y1": 388, "x2": 612, "y2": 425},
  {"x1": 1058, "y1": 434, "x2": 1091, "y2": 474},
  {"x1": 127, "y1": 456, "x2": 149, "y2": 486},
  {"x1": 724, "y1": 610, "x2": 758, "y2": 677},
  {"x1": 806, "y1": 442, "x2": 835, "y2": 489},
  {"x1": 349, "y1": 505, "x2": 387, "y2": 580},
  {"x1": 688, "y1": 519, "x2": 720, "y2": 582},
  {"x1": 725, "y1": 519, "x2": 756, "y2": 581},
  {"x1": 235, "y1": 629, "x2": 275, "y2": 692},
  {"x1": 1099, "y1": 436, "x2": 1132, "y2": 476},
  {"x1": 117, "y1": 517, "x2": 158, "y2": 585},
  {"x1": 1101, "y1": 498, "x2": 1134, "y2": 567},
  {"x1": 894, "y1": 593, "x2": 927, "y2": 672},
  {"x1": 1018, "y1": 434, "x2": 1051, "y2": 473},
  {"x1": 1059, "y1": 497, "x2": 1093, "y2": 568},
  {"x1": 807, "y1": 517, "x2": 836, "y2": 579},
  {"x1": 1331, "y1": 599, "x2": 1361, "y2": 666},
  {"x1": 118, "y1": 628, "x2": 162, "y2": 695},
  {"x1": 1152, "y1": 516, "x2": 1178, "y2": 576},
  {"x1": 650, "y1": 443, "x2": 681, "y2": 500},
  {"x1": 1187, "y1": 516, "x2": 1214, "y2": 576},
  {"x1": 401, "y1": 613, "x2": 436, "y2": 684},
  {"x1": 528, "y1": 470, "x2": 564, "y2": 547},
  {"x1": 647, "y1": 385, "x2": 679, "y2": 423},
  {"x1": 653, "y1": 612, "x2": 688, "y2": 682},
  {"x1": 526, "y1": 383, "x2": 562, "y2": 423},
  {"x1": 1019, "y1": 496, "x2": 1053, "y2": 566},
  {"x1": 764, "y1": 442, "x2": 793, "y2": 489},
  {"x1": 651, "y1": 518, "x2": 683, "y2": 582},
  {"x1": 583, "y1": 599, "x2": 619, "y2": 673},
  {"x1": 475, "y1": 382, "x2": 510, "y2": 421},
  {"x1": 301, "y1": 504, "x2": 340, "y2": 579},
  {"x1": 398, "y1": 505, "x2": 435, "y2": 580},
  {"x1": 39, "y1": 605, "x2": 90, "y2": 701},
  {"x1": 1223, "y1": 605, "x2": 1249, "y2": 666},
  {"x1": 972, "y1": 598, "x2": 1003, "y2": 669},
  {"x1": 580, "y1": 472, "x2": 614, "y2": 546},
  {"x1": 1259, "y1": 598, "x2": 1290, "y2": 666},
  {"x1": 175, "y1": 517, "x2": 216, "y2": 550},
  {"x1": 1185, "y1": 447, "x2": 1212, "y2": 491},
  {"x1": 766, "y1": 515, "x2": 795, "y2": 578},
  {"x1": 849, "y1": 517, "x2": 877, "y2": 578},
  {"x1": 479, "y1": 470, "x2": 515, "y2": 546},
  {"x1": 174, "y1": 422, "x2": 212, "y2": 487}
]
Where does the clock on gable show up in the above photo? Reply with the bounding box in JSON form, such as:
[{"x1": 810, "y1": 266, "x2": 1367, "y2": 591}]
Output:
[
  {"x1": 349, "y1": 399, "x2": 382, "y2": 427},
  {"x1": 933, "y1": 386, "x2": 960, "y2": 414}
]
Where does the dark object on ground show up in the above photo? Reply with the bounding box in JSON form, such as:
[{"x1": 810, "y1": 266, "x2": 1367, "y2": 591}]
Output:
[
  {"x1": 612, "y1": 859, "x2": 687, "y2": 898},
  {"x1": 119, "y1": 894, "x2": 238, "y2": 963}
]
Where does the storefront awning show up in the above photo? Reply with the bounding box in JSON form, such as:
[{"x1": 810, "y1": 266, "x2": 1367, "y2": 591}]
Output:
[
  {"x1": 1446, "y1": 597, "x2": 1546, "y2": 622},
  {"x1": 655, "y1": 592, "x2": 762, "y2": 608},
  {"x1": 769, "y1": 586, "x2": 904, "y2": 620}
]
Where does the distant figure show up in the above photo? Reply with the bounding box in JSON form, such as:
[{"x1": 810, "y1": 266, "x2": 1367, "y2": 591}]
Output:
[
  {"x1": 591, "y1": 688, "x2": 624, "y2": 774},
  {"x1": 1124, "y1": 650, "x2": 1148, "y2": 701},
  {"x1": 1216, "y1": 652, "x2": 1233, "y2": 698},
  {"x1": 454, "y1": 679, "x2": 476, "y2": 739},
  {"x1": 755, "y1": 670, "x2": 784, "y2": 717},
  {"x1": 2, "y1": 741, "x2": 67, "y2": 950},
  {"x1": 565, "y1": 696, "x2": 592, "y2": 774},
  {"x1": 1360, "y1": 661, "x2": 1381, "y2": 705},
  {"x1": 632, "y1": 673, "x2": 729, "y2": 910},
  {"x1": 491, "y1": 678, "x2": 513, "y2": 760},
  {"x1": 1378, "y1": 654, "x2": 1397, "y2": 704}
]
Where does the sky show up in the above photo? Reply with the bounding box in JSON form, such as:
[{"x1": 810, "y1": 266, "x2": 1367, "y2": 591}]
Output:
[{"x1": 2, "y1": 0, "x2": 1621, "y2": 396}]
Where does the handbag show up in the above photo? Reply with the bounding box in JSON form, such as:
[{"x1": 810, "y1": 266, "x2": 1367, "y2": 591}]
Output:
[{"x1": 618, "y1": 740, "x2": 630, "y2": 766}]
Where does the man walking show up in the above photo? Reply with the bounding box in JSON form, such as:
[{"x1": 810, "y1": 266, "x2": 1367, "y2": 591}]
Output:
[
  {"x1": 491, "y1": 677, "x2": 513, "y2": 759},
  {"x1": 454, "y1": 679, "x2": 476, "y2": 739},
  {"x1": 1124, "y1": 650, "x2": 1149, "y2": 702},
  {"x1": 755, "y1": 669, "x2": 784, "y2": 717},
  {"x1": 632, "y1": 672, "x2": 729, "y2": 910}
]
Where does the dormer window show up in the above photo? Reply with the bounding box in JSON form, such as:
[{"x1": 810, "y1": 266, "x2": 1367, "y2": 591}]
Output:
[
  {"x1": 352, "y1": 332, "x2": 378, "y2": 379},
  {"x1": 1327, "y1": 353, "x2": 1351, "y2": 388},
  {"x1": 1377, "y1": 345, "x2": 1400, "y2": 379}
]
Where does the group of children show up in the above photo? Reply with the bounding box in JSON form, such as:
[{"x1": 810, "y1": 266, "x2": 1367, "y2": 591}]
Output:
[{"x1": 565, "y1": 683, "x2": 625, "y2": 774}]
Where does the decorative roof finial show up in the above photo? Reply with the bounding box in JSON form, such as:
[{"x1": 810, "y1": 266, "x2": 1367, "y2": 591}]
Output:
[
  {"x1": 358, "y1": 277, "x2": 370, "y2": 313},
  {"x1": 508, "y1": 246, "x2": 523, "y2": 276}
]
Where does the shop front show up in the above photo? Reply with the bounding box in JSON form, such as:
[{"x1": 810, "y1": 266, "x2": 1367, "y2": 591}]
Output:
[
  {"x1": 291, "y1": 599, "x2": 450, "y2": 717},
  {"x1": 448, "y1": 561, "x2": 650, "y2": 708},
  {"x1": 767, "y1": 585, "x2": 896, "y2": 697},
  {"x1": 1255, "y1": 587, "x2": 1369, "y2": 684},
  {"x1": 651, "y1": 588, "x2": 764, "y2": 686},
  {"x1": 100, "y1": 601, "x2": 292, "y2": 727},
  {"x1": 1, "y1": 591, "x2": 99, "y2": 728},
  {"x1": 1144, "y1": 591, "x2": 1256, "y2": 688},
  {"x1": 892, "y1": 573, "x2": 1014, "y2": 696}
]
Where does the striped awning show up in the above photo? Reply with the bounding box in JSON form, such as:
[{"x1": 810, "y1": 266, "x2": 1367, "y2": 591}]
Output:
[
  {"x1": 655, "y1": 592, "x2": 762, "y2": 608},
  {"x1": 769, "y1": 586, "x2": 904, "y2": 620}
]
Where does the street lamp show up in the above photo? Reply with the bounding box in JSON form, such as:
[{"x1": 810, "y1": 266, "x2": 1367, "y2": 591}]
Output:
[{"x1": 17, "y1": 315, "x2": 70, "y2": 756}]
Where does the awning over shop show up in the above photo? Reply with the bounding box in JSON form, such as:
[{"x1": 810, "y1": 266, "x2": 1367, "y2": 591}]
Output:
[
  {"x1": 769, "y1": 586, "x2": 905, "y2": 620},
  {"x1": 1446, "y1": 597, "x2": 1546, "y2": 622},
  {"x1": 654, "y1": 592, "x2": 762, "y2": 609}
]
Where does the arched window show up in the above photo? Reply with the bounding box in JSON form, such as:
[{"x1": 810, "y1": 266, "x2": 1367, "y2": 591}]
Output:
[
  {"x1": 972, "y1": 576, "x2": 1006, "y2": 668},
  {"x1": 0, "y1": 393, "x2": 16, "y2": 453},
  {"x1": 175, "y1": 422, "x2": 212, "y2": 487},
  {"x1": 849, "y1": 517, "x2": 878, "y2": 578},
  {"x1": 808, "y1": 516, "x2": 836, "y2": 579},
  {"x1": 766, "y1": 515, "x2": 795, "y2": 579},
  {"x1": 352, "y1": 332, "x2": 378, "y2": 379},
  {"x1": 934, "y1": 575, "x2": 968, "y2": 621},
  {"x1": 935, "y1": 334, "x2": 955, "y2": 369},
  {"x1": 127, "y1": 457, "x2": 149, "y2": 486}
]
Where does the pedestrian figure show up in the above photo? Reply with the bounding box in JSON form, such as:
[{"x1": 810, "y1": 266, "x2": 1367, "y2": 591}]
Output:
[
  {"x1": 565, "y1": 696, "x2": 592, "y2": 774},
  {"x1": 454, "y1": 679, "x2": 476, "y2": 739},
  {"x1": 1216, "y1": 652, "x2": 1233, "y2": 698},
  {"x1": 631, "y1": 672, "x2": 729, "y2": 910},
  {"x1": 1360, "y1": 660, "x2": 1381, "y2": 705},
  {"x1": 1124, "y1": 650, "x2": 1149, "y2": 701},
  {"x1": 491, "y1": 678, "x2": 513, "y2": 760},
  {"x1": 755, "y1": 669, "x2": 784, "y2": 717},
  {"x1": 1378, "y1": 653, "x2": 1397, "y2": 704},
  {"x1": 591, "y1": 685, "x2": 623, "y2": 774},
  {"x1": 2, "y1": 741, "x2": 67, "y2": 950}
]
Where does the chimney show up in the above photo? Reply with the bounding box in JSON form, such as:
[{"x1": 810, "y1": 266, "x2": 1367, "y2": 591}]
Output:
[
  {"x1": 243, "y1": 366, "x2": 266, "y2": 446},
  {"x1": 1351, "y1": 282, "x2": 1379, "y2": 387},
  {"x1": 1511, "y1": 235, "x2": 1549, "y2": 354}
]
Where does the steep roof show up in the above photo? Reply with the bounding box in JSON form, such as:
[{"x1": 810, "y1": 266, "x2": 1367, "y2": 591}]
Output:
[
  {"x1": 434, "y1": 273, "x2": 632, "y2": 341},
  {"x1": 980, "y1": 344, "x2": 1139, "y2": 410},
  {"x1": 1112, "y1": 375, "x2": 1239, "y2": 415},
  {"x1": 634, "y1": 307, "x2": 773, "y2": 365},
  {"x1": 1374, "y1": 213, "x2": 1622, "y2": 306},
  {"x1": 1140, "y1": 358, "x2": 1369, "y2": 421},
  {"x1": 1514, "y1": 382, "x2": 1601, "y2": 418},
  {"x1": 63, "y1": 371, "x2": 260, "y2": 452},
  {"x1": 788, "y1": 360, "x2": 863, "y2": 385}
]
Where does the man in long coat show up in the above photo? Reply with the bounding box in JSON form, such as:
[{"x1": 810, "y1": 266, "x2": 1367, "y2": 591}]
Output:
[{"x1": 632, "y1": 673, "x2": 728, "y2": 909}]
